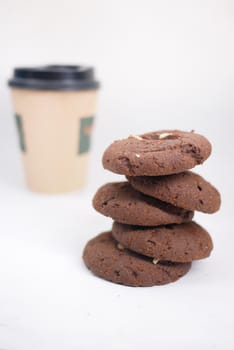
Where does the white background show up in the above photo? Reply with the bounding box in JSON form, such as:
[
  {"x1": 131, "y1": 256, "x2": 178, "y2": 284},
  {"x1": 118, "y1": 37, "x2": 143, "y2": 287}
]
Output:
[{"x1": 0, "y1": 0, "x2": 234, "y2": 349}]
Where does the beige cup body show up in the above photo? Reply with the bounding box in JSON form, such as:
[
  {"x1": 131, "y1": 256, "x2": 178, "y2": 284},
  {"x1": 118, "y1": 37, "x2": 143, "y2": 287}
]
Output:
[{"x1": 10, "y1": 89, "x2": 97, "y2": 193}]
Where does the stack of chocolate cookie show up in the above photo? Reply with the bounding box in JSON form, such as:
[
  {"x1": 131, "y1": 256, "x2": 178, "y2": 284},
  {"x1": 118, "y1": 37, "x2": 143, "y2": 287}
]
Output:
[{"x1": 83, "y1": 130, "x2": 221, "y2": 287}]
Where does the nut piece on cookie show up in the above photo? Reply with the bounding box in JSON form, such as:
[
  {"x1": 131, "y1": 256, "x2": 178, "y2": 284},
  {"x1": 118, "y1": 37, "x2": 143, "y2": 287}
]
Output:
[
  {"x1": 159, "y1": 132, "x2": 173, "y2": 139},
  {"x1": 152, "y1": 258, "x2": 159, "y2": 265},
  {"x1": 128, "y1": 135, "x2": 143, "y2": 140},
  {"x1": 117, "y1": 243, "x2": 124, "y2": 250}
]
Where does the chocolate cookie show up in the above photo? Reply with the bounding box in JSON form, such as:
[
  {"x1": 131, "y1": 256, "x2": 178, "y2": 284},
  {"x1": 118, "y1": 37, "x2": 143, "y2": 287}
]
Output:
[
  {"x1": 102, "y1": 130, "x2": 211, "y2": 176},
  {"x1": 127, "y1": 171, "x2": 221, "y2": 213},
  {"x1": 83, "y1": 231, "x2": 192, "y2": 286},
  {"x1": 112, "y1": 221, "x2": 213, "y2": 263},
  {"x1": 93, "y1": 182, "x2": 194, "y2": 226}
]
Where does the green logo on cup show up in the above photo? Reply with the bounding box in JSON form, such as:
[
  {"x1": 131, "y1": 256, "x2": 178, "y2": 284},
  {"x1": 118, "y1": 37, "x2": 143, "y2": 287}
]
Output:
[
  {"x1": 79, "y1": 116, "x2": 94, "y2": 154},
  {"x1": 15, "y1": 114, "x2": 26, "y2": 152}
]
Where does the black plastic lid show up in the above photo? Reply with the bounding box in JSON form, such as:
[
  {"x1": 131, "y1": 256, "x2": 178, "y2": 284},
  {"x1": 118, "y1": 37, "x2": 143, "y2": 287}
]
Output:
[{"x1": 8, "y1": 65, "x2": 100, "y2": 91}]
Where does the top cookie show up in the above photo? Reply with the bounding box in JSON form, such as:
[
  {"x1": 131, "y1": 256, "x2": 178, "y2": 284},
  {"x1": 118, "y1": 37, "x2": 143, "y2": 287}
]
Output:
[{"x1": 102, "y1": 130, "x2": 212, "y2": 176}]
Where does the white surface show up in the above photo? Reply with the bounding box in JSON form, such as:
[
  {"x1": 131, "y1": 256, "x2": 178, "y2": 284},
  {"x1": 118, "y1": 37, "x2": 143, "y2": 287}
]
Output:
[
  {"x1": 0, "y1": 186, "x2": 233, "y2": 350},
  {"x1": 0, "y1": 0, "x2": 234, "y2": 349}
]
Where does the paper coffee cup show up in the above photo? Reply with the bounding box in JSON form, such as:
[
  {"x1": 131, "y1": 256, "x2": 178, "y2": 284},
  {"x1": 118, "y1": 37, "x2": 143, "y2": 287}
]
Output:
[{"x1": 8, "y1": 65, "x2": 100, "y2": 193}]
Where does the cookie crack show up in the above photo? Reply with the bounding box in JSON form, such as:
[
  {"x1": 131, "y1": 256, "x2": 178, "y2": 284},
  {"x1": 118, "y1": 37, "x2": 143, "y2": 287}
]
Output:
[
  {"x1": 101, "y1": 196, "x2": 116, "y2": 207},
  {"x1": 180, "y1": 143, "x2": 202, "y2": 163},
  {"x1": 118, "y1": 156, "x2": 135, "y2": 175}
]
